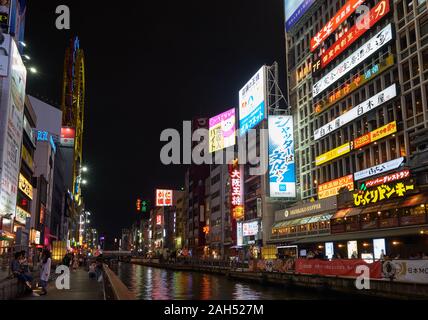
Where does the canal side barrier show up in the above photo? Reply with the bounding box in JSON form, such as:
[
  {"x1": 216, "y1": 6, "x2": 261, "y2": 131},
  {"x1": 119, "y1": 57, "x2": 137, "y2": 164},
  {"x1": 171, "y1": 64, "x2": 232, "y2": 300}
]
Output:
[
  {"x1": 130, "y1": 258, "x2": 428, "y2": 299},
  {"x1": 102, "y1": 264, "x2": 136, "y2": 300}
]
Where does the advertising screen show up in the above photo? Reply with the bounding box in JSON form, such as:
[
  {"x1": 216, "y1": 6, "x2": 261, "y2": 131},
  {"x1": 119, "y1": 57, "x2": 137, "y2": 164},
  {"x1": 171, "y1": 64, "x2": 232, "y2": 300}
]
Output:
[
  {"x1": 373, "y1": 239, "x2": 386, "y2": 260},
  {"x1": 156, "y1": 189, "x2": 173, "y2": 207},
  {"x1": 347, "y1": 241, "x2": 358, "y2": 259},
  {"x1": 313, "y1": 24, "x2": 393, "y2": 98},
  {"x1": 310, "y1": 0, "x2": 364, "y2": 52},
  {"x1": 243, "y1": 221, "x2": 259, "y2": 237},
  {"x1": 60, "y1": 127, "x2": 76, "y2": 147},
  {"x1": 314, "y1": 84, "x2": 397, "y2": 140},
  {"x1": 209, "y1": 108, "x2": 236, "y2": 153},
  {"x1": 285, "y1": 0, "x2": 316, "y2": 31},
  {"x1": 239, "y1": 66, "x2": 266, "y2": 135},
  {"x1": 269, "y1": 116, "x2": 296, "y2": 198}
]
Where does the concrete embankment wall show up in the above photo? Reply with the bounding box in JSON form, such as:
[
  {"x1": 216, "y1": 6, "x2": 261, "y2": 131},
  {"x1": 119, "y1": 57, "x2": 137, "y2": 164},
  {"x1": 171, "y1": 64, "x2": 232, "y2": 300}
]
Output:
[{"x1": 131, "y1": 259, "x2": 428, "y2": 300}]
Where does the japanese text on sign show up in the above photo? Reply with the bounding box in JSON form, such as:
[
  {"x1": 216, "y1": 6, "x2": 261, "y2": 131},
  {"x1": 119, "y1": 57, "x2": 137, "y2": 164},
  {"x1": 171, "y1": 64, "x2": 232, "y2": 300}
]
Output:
[
  {"x1": 365, "y1": 170, "x2": 410, "y2": 189},
  {"x1": 229, "y1": 161, "x2": 244, "y2": 220},
  {"x1": 318, "y1": 175, "x2": 354, "y2": 200},
  {"x1": 156, "y1": 189, "x2": 173, "y2": 207},
  {"x1": 354, "y1": 183, "x2": 415, "y2": 207}
]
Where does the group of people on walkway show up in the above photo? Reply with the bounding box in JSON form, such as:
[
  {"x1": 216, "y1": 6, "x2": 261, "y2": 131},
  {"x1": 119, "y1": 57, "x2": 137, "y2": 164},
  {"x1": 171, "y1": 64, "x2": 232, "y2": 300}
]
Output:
[{"x1": 11, "y1": 249, "x2": 51, "y2": 296}]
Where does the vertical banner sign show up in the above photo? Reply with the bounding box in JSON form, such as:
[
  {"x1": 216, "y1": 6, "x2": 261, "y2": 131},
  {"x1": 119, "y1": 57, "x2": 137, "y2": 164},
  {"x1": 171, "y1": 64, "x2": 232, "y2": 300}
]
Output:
[
  {"x1": 237, "y1": 221, "x2": 243, "y2": 247},
  {"x1": 311, "y1": 0, "x2": 364, "y2": 52},
  {"x1": 239, "y1": 66, "x2": 266, "y2": 136},
  {"x1": 229, "y1": 161, "x2": 244, "y2": 220},
  {"x1": 269, "y1": 116, "x2": 296, "y2": 198},
  {"x1": 0, "y1": 39, "x2": 26, "y2": 219}
]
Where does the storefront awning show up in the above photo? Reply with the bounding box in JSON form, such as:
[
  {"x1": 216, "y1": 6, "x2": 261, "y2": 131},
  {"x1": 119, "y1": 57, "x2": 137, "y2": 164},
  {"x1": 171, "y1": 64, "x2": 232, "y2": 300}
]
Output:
[
  {"x1": 272, "y1": 213, "x2": 334, "y2": 230},
  {"x1": 332, "y1": 208, "x2": 362, "y2": 219}
]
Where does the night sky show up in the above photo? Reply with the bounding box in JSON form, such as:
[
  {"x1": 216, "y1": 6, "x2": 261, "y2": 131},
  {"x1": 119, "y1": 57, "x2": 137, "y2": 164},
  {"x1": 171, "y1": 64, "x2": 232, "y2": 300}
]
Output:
[{"x1": 25, "y1": 0, "x2": 286, "y2": 242}]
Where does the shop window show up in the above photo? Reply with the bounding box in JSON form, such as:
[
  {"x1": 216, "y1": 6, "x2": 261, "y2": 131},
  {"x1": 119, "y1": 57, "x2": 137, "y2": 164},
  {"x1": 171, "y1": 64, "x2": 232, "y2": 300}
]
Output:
[
  {"x1": 399, "y1": 135, "x2": 406, "y2": 157},
  {"x1": 400, "y1": 33, "x2": 407, "y2": 52},
  {"x1": 405, "y1": 93, "x2": 414, "y2": 118},
  {"x1": 402, "y1": 60, "x2": 410, "y2": 83},
  {"x1": 411, "y1": 55, "x2": 419, "y2": 77},
  {"x1": 389, "y1": 138, "x2": 397, "y2": 159},
  {"x1": 409, "y1": 28, "x2": 416, "y2": 45},
  {"x1": 381, "y1": 142, "x2": 388, "y2": 163}
]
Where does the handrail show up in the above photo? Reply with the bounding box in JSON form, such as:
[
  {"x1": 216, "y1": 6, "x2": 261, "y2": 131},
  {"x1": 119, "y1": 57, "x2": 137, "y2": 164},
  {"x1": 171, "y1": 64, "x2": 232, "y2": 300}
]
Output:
[{"x1": 102, "y1": 264, "x2": 136, "y2": 300}]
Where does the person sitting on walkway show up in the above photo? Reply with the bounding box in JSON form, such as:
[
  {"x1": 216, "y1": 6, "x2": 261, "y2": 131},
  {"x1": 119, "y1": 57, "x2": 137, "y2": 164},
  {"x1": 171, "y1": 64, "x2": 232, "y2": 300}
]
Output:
[
  {"x1": 39, "y1": 249, "x2": 52, "y2": 296},
  {"x1": 11, "y1": 252, "x2": 35, "y2": 294}
]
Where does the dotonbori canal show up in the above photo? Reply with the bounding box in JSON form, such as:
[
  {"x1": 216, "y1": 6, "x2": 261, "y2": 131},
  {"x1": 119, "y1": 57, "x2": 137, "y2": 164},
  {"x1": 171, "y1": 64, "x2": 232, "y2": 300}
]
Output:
[{"x1": 112, "y1": 263, "x2": 366, "y2": 300}]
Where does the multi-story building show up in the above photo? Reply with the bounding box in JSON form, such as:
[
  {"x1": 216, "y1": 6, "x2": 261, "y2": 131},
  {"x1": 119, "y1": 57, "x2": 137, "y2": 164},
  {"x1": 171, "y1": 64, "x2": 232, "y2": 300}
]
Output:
[{"x1": 271, "y1": 0, "x2": 428, "y2": 259}]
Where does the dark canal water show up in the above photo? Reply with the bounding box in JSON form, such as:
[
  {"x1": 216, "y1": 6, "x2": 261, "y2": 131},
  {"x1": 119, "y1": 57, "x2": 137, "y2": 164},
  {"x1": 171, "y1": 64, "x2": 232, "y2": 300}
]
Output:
[{"x1": 114, "y1": 262, "x2": 359, "y2": 300}]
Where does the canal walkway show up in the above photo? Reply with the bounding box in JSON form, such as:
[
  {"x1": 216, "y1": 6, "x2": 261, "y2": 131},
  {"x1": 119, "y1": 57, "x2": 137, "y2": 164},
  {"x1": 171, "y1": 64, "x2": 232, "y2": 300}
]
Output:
[{"x1": 20, "y1": 268, "x2": 104, "y2": 300}]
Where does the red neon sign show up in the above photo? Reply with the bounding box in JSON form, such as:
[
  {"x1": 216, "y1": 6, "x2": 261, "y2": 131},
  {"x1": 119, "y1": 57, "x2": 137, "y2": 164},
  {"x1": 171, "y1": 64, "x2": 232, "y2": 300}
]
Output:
[
  {"x1": 320, "y1": 0, "x2": 390, "y2": 68},
  {"x1": 310, "y1": 0, "x2": 364, "y2": 52},
  {"x1": 156, "y1": 215, "x2": 162, "y2": 225},
  {"x1": 229, "y1": 162, "x2": 244, "y2": 220},
  {"x1": 365, "y1": 170, "x2": 410, "y2": 188}
]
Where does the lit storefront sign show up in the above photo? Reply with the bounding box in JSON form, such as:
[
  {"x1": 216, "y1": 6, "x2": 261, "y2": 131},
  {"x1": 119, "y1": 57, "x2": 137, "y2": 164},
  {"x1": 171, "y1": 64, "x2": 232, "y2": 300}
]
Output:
[
  {"x1": 354, "y1": 157, "x2": 405, "y2": 181},
  {"x1": 311, "y1": 0, "x2": 364, "y2": 52},
  {"x1": 30, "y1": 229, "x2": 41, "y2": 245},
  {"x1": 229, "y1": 161, "x2": 244, "y2": 220},
  {"x1": 237, "y1": 221, "x2": 243, "y2": 246},
  {"x1": 268, "y1": 116, "x2": 296, "y2": 198},
  {"x1": 209, "y1": 108, "x2": 236, "y2": 153},
  {"x1": 19, "y1": 174, "x2": 33, "y2": 200},
  {"x1": 314, "y1": 0, "x2": 390, "y2": 71},
  {"x1": 15, "y1": 206, "x2": 30, "y2": 225},
  {"x1": 243, "y1": 221, "x2": 259, "y2": 237},
  {"x1": 314, "y1": 84, "x2": 397, "y2": 140},
  {"x1": 60, "y1": 127, "x2": 75, "y2": 148},
  {"x1": 21, "y1": 145, "x2": 34, "y2": 170},
  {"x1": 285, "y1": 0, "x2": 316, "y2": 31},
  {"x1": 353, "y1": 182, "x2": 415, "y2": 207},
  {"x1": 314, "y1": 55, "x2": 394, "y2": 114},
  {"x1": 316, "y1": 143, "x2": 351, "y2": 166},
  {"x1": 313, "y1": 24, "x2": 393, "y2": 98},
  {"x1": 365, "y1": 170, "x2": 410, "y2": 189},
  {"x1": 156, "y1": 215, "x2": 162, "y2": 225},
  {"x1": 318, "y1": 175, "x2": 354, "y2": 200},
  {"x1": 353, "y1": 121, "x2": 397, "y2": 149},
  {"x1": 239, "y1": 66, "x2": 266, "y2": 135},
  {"x1": 156, "y1": 189, "x2": 173, "y2": 207}
]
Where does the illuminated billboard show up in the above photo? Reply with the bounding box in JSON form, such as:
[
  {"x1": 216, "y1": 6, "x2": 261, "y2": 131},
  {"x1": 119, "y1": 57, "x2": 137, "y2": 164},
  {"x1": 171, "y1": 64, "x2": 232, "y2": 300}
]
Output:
[
  {"x1": 209, "y1": 108, "x2": 236, "y2": 153},
  {"x1": 60, "y1": 127, "x2": 75, "y2": 147},
  {"x1": 313, "y1": 24, "x2": 393, "y2": 98},
  {"x1": 318, "y1": 175, "x2": 354, "y2": 200},
  {"x1": 285, "y1": 0, "x2": 316, "y2": 31},
  {"x1": 310, "y1": 0, "x2": 364, "y2": 52},
  {"x1": 365, "y1": 170, "x2": 410, "y2": 189},
  {"x1": 243, "y1": 221, "x2": 259, "y2": 237},
  {"x1": 19, "y1": 174, "x2": 33, "y2": 200},
  {"x1": 353, "y1": 182, "x2": 414, "y2": 207},
  {"x1": 156, "y1": 189, "x2": 173, "y2": 207},
  {"x1": 316, "y1": 143, "x2": 351, "y2": 166},
  {"x1": 315, "y1": 0, "x2": 390, "y2": 70},
  {"x1": 354, "y1": 157, "x2": 405, "y2": 181},
  {"x1": 239, "y1": 66, "x2": 266, "y2": 135},
  {"x1": 229, "y1": 161, "x2": 244, "y2": 220},
  {"x1": 314, "y1": 55, "x2": 394, "y2": 114},
  {"x1": 269, "y1": 116, "x2": 296, "y2": 198},
  {"x1": 353, "y1": 121, "x2": 397, "y2": 150},
  {"x1": 314, "y1": 84, "x2": 397, "y2": 141}
]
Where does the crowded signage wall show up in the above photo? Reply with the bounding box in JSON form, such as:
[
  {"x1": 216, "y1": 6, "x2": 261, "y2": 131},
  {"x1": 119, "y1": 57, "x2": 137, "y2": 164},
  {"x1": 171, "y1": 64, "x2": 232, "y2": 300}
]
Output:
[
  {"x1": 243, "y1": 221, "x2": 259, "y2": 237},
  {"x1": 314, "y1": 84, "x2": 397, "y2": 140},
  {"x1": 156, "y1": 189, "x2": 173, "y2": 207},
  {"x1": 316, "y1": 143, "x2": 351, "y2": 166},
  {"x1": 365, "y1": 170, "x2": 410, "y2": 188},
  {"x1": 318, "y1": 175, "x2": 354, "y2": 200},
  {"x1": 60, "y1": 127, "x2": 75, "y2": 147},
  {"x1": 353, "y1": 182, "x2": 415, "y2": 207},
  {"x1": 313, "y1": 0, "x2": 390, "y2": 72},
  {"x1": 239, "y1": 66, "x2": 266, "y2": 135},
  {"x1": 310, "y1": 0, "x2": 364, "y2": 52},
  {"x1": 354, "y1": 157, "x2": 405, "y2": 181},
  {"x1": 285, "y1": 0, "x2": 316, "y2": 31},
  {"x1": 19, "y1": 174, "x2": 33, "y2": 200},
  {"x1": 314, "y1": 55, "x2": 395, "y2": 114},
  {"x1": 313, "y1": 24, "x2": 393, "y2": 98},
  {"x1": 209, "y1": 108, "x2": 236, "y2": 153},
  {"x1": 229, "y1": 161, "x2": 244, "y2": 220},
  {"x1": 353, "y1": 121, "x2": 397, "y2": 149},
  {"x1": 268, "y1": 116, "x2": 296, "y2": 198}
]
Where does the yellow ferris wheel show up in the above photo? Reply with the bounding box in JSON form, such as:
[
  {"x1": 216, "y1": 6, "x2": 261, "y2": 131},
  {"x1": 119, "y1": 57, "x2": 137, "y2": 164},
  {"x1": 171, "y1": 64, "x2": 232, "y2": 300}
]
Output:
[{"x1": 61, "y1": 36, "x2": 85, "y2": 204}]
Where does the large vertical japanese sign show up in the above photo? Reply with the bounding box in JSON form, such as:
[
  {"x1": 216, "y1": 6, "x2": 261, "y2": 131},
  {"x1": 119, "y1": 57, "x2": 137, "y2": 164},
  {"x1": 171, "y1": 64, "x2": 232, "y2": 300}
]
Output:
[
  {"x1": 268, "y1": 116, "x2": 296, "y2": 198},
  {"x1": 239, "y1": 66, "x2": 266, "y2": 136},
  {"x1": 229, "y1": 161, "x2": 244, "y2": 220},
  {"x1": 0, "y1": 38, "x2": 26, "y2": 219},
  {"x1": 284, "y1": 0, "x2": 316, "y2": 32},
  {"x1": 209, "y1": 108, "x2": 236, "y2": 153}
]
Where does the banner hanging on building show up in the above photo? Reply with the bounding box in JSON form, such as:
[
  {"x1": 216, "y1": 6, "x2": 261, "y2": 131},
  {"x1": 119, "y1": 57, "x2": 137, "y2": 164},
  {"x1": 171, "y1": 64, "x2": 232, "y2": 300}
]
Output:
[
  {"x1": 383, "y1": 260, "x2": 428, "y2": 284},
  {"x1": 268, "y1": 116, "x2": 296, "y2": 198},
  {"x1": 296, "y1": 259, "x2": 382, "y2": 278}
]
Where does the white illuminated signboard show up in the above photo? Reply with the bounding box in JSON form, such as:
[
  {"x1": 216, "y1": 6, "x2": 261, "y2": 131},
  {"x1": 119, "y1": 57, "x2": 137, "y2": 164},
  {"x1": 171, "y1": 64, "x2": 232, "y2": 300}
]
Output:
[
  {"x1": 243, "y1": 221, "x2": 259, "y2": 237},
  {"x1": 314, "y1": 84, "x2": 397, "y2": 140},
  {"x1": 313, "y1": 24, "x2": 393, "y2": 98},
  {"x1": 354, "y1": 157, "x2": 404, "y2": 181}
]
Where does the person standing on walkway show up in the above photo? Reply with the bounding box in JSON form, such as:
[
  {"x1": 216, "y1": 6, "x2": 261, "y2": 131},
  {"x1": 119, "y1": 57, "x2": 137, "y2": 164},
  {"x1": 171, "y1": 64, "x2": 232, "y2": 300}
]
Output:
[
  {"x1": 72, "y1": 254, "x2": 79, "y2": 271},
  {"x1": 39, "y1": 249, "x2": 52, "y2": 296}
]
